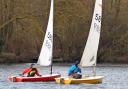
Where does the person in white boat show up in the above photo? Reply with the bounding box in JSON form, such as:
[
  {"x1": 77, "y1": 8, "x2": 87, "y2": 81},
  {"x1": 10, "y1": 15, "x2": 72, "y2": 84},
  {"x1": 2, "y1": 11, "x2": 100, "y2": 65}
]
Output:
[
  {"x1": 68, "y1": 60, "x2": 82, "y2": 79},
  {"x1": 20, "y1": 63, "x2": 42, "y2": 77}
]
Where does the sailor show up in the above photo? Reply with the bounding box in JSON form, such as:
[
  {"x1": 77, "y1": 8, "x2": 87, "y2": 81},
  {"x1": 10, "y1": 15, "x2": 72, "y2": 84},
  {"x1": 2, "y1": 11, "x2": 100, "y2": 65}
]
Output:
[
  {"x1": 68, "y1": 60, "x2": 82, "y2": 79},
  {"x1": 21, "y1": 63, "x2": 42, "y2": 77}
]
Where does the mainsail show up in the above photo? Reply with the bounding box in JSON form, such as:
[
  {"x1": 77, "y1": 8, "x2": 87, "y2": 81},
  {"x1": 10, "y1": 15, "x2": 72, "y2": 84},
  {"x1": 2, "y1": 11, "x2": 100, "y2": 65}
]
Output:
[
  {"x1": 37, "y1": 0, "x2": 54, "y2": 66},
  {"x1": 80, "y1": 0, "x2": 102, "y2": 67}
]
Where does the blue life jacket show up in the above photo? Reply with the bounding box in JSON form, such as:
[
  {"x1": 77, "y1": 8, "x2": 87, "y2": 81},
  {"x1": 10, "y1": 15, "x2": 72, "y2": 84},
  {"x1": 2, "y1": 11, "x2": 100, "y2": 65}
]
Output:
[{"x1": 68, "y1": 64, "x2": 81, "y2": 76}]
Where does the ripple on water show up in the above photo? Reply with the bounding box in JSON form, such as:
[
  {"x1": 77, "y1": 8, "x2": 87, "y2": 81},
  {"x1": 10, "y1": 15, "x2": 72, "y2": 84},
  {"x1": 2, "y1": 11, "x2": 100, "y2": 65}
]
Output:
[{"x1": 0, "y1": 64, "x2": 128, "y2": 89}]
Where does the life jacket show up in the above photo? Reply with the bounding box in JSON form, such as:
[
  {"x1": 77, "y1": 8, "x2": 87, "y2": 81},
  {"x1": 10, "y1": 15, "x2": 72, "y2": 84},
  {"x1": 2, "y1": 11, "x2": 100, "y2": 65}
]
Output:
[
  {"x1": 68, "y1": 64, "x2": 81, "y2": 76},
  {"x1": 27, "y1": 68, "x2": 37, "y2": 77}
]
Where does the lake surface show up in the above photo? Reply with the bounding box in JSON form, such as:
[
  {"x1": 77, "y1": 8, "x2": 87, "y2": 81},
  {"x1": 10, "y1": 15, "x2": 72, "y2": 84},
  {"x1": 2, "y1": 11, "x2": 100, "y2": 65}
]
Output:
[{"x1": 0, "y1": 63, "x2": 128, "y2": 89}]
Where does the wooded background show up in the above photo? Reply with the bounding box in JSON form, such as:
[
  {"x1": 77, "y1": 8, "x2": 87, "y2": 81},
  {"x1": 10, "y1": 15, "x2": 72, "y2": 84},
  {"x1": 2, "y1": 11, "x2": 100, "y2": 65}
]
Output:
[{"x1": 0, "y1": 0, "x2": 127, "y2": 63}]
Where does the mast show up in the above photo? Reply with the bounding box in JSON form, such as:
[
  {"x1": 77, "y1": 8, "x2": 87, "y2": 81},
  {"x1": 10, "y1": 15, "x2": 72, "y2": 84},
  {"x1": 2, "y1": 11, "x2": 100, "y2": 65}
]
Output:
[
  {"x1": 50, "y1": 62, "x2": 53, "y2": 74},
  {"x1": 93, "y1": 63, "x2": 96, "y2": 76},
  {"x1": 50, "y1": 0, "x2": 54, "y2": 74}
]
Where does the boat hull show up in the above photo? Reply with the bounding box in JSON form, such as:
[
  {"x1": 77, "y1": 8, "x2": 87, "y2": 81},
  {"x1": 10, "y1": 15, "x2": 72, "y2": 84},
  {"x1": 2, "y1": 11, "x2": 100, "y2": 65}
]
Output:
[
  {"x1": 9, "y1": 74, "x2": 61, "y2": 82},
  {"x1": 55, "y1": 76, "x2": 104, "y2": 84}
]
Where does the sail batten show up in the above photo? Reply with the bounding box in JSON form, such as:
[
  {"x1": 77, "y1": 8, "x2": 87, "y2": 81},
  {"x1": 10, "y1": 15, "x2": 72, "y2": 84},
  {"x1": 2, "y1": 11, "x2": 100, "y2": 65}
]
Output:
[
  {"x1": 37, "y1": 0, "x2": 54, "y2": 66},
  {"x1": 80, "y1": 0, "x2": 102, "y2": 67}
]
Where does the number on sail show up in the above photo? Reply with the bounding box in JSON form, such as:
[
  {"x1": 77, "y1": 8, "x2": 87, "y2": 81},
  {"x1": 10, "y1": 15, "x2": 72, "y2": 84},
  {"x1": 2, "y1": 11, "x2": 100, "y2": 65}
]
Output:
[
  {"x1": 95, "y1": 13, "x2": 101, "y2": 22},
  {"x1": 47, "y1": 32, "x2": 52, "y2": 41},
  {"x1": 94, "y1": 23, "x2": 100, "y2": 33},
  {"x1": 45, "y1": 40, "x2": 51, "y2": 49}
]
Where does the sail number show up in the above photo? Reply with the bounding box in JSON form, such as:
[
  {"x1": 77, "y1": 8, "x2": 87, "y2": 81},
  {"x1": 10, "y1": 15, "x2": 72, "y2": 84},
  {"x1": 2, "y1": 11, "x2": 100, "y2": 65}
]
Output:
[
  {"x1": 94, "y1": 23, "x2": 100, "y2": 33},
  {"x1": 45, "y1": 32, "x2": 52, "y2": 49},
  {"x1": 94, "y1": 13, "x2": 101, "y2": 33},
  {"x1": 47, "y1": 32, "x2": 52, "y2": 41},
  {"x1": 95, "y1": 14, "x2": 101, "y2": 22},
  {"x1": 45, "y1": 40, "x2": 51, "y2": 49}
]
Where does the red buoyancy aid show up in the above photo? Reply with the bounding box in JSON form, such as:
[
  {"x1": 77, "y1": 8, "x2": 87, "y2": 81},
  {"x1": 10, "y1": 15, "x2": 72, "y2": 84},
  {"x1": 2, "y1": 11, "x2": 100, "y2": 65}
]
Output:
[{"x1": 22, "y1": 68, "x2": 32, "y2": 75}]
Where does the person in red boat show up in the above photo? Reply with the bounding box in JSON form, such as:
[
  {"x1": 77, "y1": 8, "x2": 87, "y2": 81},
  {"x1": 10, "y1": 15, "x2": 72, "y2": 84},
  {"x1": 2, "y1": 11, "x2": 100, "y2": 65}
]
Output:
[{"x1": 21, "y1": 63, "x2": 42, "y2": 77}]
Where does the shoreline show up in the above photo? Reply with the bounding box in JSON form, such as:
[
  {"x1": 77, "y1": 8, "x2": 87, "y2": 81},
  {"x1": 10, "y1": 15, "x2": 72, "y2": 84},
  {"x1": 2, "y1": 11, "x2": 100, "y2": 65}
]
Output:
[{"x1": 1, "y1": 63, "x2": 128, "y2": 67}]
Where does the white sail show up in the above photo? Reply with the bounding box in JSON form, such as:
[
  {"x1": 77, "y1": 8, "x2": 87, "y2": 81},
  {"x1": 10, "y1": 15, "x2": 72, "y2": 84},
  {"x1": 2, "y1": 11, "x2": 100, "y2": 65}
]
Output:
[
  {"x1": 80, "y1": 0, "x2": 102, "y2": 67},
  {"x1": 37, "y1": 0, "x2": 54, "y2": 66}
]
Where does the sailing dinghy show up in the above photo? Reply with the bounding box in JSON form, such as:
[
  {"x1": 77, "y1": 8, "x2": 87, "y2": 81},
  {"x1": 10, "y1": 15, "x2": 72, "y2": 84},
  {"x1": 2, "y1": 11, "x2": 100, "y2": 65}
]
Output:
[
  {"x1": 8, "y1": 0, "x2": 60, "y2": 82},
  {"x1": 55, "y1": 0, "x2": 104, "y2": 84}
]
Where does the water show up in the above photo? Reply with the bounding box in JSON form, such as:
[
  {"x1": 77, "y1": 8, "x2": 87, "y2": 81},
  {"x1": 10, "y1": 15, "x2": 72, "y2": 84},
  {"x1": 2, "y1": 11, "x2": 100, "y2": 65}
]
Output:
[{"x1": 0, "y1": 63, "x2": 128, "y2": 89}]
